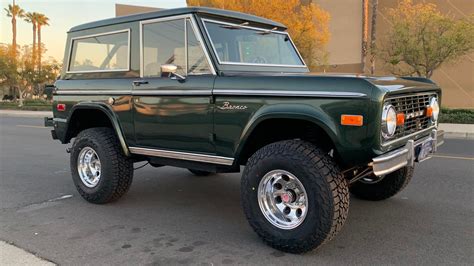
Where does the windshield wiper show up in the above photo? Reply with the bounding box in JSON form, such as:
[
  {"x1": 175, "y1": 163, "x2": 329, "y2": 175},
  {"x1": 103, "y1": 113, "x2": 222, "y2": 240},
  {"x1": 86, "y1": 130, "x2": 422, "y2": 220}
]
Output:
[
  {"x1": 221, "y1": 22, "x2": 249, "y2": 30},
  {"x1": 256, "y1": 27, "x2": 278, "y2": 35}
]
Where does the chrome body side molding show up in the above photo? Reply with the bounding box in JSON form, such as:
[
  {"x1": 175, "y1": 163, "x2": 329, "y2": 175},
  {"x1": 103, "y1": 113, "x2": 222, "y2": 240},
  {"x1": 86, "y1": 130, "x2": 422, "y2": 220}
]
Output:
[
  {"x1": 55, "y1": 90, "x2": 132, "y2": 95},
  {"x1": 129, "y1": 147, "x2": 235, "y2": 166},
  {"x1": 55, "y1": 89, "x2": 366, "y2": 98},
  {"x1": 132, "y1": 90, "x2": 211, "y2": 96},
  {"x1": 213, "y1": 90, "x2": 367, "y2": 98},
  {"x1": 54, "y1": 90, "x2": 211, "y2": 96}
]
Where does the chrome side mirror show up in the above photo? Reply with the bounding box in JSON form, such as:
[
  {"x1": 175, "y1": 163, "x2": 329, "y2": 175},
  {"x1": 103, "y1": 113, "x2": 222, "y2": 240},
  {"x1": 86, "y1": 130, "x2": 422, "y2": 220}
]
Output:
[
  {"x1": 161, "y1": 64, "x2": 177, "y2": 74},
  {"x1": 160, "y1": 64, "x2": 185, "y2": 81}
]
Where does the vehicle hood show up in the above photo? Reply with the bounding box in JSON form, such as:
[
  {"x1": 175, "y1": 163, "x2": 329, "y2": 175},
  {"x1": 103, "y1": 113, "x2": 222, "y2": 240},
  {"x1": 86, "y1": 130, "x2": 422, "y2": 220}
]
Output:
[
  {"x1": 222, "y1": 71, "x2": 441, "y2": 96},
  {"x1": 299, "y1": 72, "x2": 440, "y2": 95}
]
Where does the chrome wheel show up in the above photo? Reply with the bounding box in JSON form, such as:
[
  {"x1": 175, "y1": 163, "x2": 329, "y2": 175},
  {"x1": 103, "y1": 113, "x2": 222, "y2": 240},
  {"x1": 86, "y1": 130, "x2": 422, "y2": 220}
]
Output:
[
  {"x1": 77, "y1": 147, "x2": 101, "y2": 188},
  {"x1": 258, "y1": 170, "x2": 308, "y2": 230}
]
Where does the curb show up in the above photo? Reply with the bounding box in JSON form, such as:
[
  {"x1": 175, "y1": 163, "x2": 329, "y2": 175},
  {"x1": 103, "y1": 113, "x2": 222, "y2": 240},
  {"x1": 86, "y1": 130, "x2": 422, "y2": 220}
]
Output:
[
  {"x1": 439, "y1": 123, "x2": 474, "y2": 140},
  {"x1": 442, "y1": 132, "x2": 474, "y2": 140},
  {"x1": 0, "y1": 240, "x2": 55, "y2": 265}
]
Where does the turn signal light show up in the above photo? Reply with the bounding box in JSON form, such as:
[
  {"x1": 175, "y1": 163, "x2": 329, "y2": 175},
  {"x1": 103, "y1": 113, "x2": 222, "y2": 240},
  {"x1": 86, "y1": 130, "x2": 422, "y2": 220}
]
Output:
[
  {"x1": 426, "y1": 106, "x2": 433, "y2": 117},
  {"x1": 341, "y1": 115, "x2": 363, "y2": 126},
  {"x1": 396, "y1": 113, "x2": 405, "y2": 125},
  {"x1": 57, "y1": 103, "x2": 66, "y2": 112}
]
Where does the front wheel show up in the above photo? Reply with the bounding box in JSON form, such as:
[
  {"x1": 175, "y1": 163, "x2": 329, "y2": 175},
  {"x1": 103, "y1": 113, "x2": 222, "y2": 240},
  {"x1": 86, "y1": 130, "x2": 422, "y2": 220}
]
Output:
[
  {"x1": 241, "y1": 140, "x2": 349, "y2": 253},
  {"x1": 70, "y1": 127, "x2": 133, "y2": 204},
  {"x1": 350, "y1": 166, "x2": 413, "y2": 201}
]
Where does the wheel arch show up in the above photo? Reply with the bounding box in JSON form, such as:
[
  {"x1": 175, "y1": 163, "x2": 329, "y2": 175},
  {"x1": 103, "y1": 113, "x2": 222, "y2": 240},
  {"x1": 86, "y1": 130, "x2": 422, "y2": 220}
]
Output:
[
  {"x1": 64, "y1": 102, "x2": 130, "y2": 156},
  {"x1": 234, "y1": 105, "x2": 341, "y2": 165}
]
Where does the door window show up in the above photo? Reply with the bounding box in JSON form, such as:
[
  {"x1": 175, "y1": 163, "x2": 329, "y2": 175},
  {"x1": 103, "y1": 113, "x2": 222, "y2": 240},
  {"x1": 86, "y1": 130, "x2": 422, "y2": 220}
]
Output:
[
  {"x1": 142, "y1": 18, "x2": 212, "y2": 77},
  {"x1": 143, "y1": 19, "x2": 186, "y2": 77},
  {"x1": 186, "y1": 19, "x2": 212, "y2": 75}
]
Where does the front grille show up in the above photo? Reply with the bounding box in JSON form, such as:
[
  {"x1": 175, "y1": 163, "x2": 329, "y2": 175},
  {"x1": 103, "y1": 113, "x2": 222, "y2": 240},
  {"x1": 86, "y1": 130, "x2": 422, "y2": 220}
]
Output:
[{"x1": 385, "y1": 92, "x2": 437, "y2": 140}]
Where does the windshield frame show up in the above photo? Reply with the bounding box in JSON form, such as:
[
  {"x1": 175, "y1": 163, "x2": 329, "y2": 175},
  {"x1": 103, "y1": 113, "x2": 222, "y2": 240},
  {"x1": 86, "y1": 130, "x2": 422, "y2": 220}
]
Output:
[{"x1": 201, "y1": 18, "x2": 307, "y2": 69}]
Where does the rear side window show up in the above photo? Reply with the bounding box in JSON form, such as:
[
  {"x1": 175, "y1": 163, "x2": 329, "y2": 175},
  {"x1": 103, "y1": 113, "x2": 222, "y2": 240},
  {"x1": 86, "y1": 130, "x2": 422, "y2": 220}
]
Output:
[{"x1": 68, "y1": 30, "x2": 130, "y2": 73}]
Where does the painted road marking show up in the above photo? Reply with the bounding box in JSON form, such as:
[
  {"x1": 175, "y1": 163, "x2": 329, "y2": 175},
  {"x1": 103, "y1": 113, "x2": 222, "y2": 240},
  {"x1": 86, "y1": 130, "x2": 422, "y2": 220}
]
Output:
[
  {"x1": 432, "y1": 154, "x2": 474, "y2": 161},
  {"x1": 16, "y1": 125, "x2": 48, "y2": 129}
]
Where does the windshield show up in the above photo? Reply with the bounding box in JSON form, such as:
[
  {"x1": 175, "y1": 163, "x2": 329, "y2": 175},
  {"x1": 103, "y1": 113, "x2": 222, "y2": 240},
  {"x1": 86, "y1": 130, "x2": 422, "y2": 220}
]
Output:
[{"x1": 202, "y1": 20, "x2": 305, "y2": 67}]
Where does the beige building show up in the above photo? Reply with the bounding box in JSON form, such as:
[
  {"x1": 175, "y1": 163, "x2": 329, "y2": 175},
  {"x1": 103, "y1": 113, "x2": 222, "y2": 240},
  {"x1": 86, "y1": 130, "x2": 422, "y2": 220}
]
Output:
[
  {"x1": 116, "y1": 1, "x2": 473, "y2": 108},
  {"x1": 317, "y1": 0, "x2": 473, "y2": 108}
]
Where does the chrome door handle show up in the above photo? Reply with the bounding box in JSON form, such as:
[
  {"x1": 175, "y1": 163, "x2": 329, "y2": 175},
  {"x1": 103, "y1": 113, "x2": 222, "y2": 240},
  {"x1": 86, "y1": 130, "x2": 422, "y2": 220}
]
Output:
[{"x1": 133, "y1": 80, "x2": 149, "y2": 86}]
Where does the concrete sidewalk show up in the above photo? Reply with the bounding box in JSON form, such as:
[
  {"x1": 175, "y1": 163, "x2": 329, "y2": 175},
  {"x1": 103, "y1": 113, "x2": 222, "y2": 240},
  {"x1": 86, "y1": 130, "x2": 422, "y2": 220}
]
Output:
[
  {"x1": 0, "y1": 241, "x2": 54, "y2": 265},
  {"x1": 0, "y1": 110, "x2": 52, "y2": 118},
  {"x1": 1, "y1": 109, "x2": 472, "y2": 139}
]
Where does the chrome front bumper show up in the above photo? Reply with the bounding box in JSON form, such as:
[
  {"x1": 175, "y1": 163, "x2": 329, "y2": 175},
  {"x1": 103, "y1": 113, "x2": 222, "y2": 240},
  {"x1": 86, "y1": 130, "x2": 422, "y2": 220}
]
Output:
[{"x1": 371, "y1": 129, "x2": 445, "y2": 176}]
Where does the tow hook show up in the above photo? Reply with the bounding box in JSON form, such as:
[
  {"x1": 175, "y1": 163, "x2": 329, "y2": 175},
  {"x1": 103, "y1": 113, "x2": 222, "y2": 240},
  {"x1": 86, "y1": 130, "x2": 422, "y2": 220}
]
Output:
[{"x1": 66, "y1": 147, "x2": 71, "y2": 153}]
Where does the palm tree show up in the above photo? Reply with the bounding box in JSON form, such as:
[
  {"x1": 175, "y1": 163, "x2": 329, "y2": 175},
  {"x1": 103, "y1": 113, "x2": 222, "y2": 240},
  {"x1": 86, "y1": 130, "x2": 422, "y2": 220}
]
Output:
[
  {"x1": 369, "y1": 0, "x2": 379, "y2": 75},
  {"x1": 4, "y1": 3, "x2": 25, "y2": 55},
  {"x1": 36, "y1": 13, "x2": 49, "y2": 72},
  {"x1": 24, "y1": 12, "x2": 40, "y2": 68},
  {"x1": 361, "y1": 0, "x2": 369, "y2": 73}
]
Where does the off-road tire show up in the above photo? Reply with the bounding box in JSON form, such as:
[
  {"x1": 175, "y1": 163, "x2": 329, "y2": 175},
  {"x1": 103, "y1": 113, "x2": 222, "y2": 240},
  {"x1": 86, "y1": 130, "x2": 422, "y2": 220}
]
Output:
[
  {"x1": 188, "y1": 169, "x2": 213, "y2": 176},
  {"x1": 350, "y1": 166, "x2": 414, "y2": 201},
  {"x1": 241, "y1": 140, "x2": 349, "y2": 254},
  {"x1": 70, "y1": 127, "x2": 133, "y2": 204}
]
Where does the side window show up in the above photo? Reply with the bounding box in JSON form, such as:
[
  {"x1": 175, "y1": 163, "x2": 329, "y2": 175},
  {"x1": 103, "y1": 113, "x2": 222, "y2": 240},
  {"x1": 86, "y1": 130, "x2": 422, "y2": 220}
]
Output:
[
  {"x1": 186, "y1": 19, "x2": 212, "y2": 75},
  {"x1": 69, "y1": 30, "x2": 129, "y2": 72},
  {"x1": 143, "y1": 19, "x2": 186, "y2": 77}
]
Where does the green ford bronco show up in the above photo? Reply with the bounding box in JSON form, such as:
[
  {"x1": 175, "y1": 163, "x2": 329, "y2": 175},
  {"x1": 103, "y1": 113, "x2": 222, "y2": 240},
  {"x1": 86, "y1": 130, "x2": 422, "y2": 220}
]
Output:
[{"x1": 46, "y1": 7, "x2": 444, "y2": 253}]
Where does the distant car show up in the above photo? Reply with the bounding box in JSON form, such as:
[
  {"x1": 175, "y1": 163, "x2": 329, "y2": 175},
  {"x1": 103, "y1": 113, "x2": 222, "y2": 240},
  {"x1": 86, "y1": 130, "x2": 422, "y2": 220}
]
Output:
[{"x1": 45, "y1": 7, "x2": 444, "y2": 253}]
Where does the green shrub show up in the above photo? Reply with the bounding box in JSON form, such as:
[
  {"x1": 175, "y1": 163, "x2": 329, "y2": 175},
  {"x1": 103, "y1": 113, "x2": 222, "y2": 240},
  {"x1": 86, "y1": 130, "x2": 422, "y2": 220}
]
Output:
[{"x1": 439, "y1": 108, "x2": 474, "y2": 124}]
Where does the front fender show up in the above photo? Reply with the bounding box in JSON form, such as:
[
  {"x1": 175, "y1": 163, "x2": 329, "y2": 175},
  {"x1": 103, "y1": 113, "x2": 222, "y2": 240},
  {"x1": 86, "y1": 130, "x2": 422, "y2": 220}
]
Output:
[{"x1": 235, "y1": 103, "x2": 340, "y2": 158}]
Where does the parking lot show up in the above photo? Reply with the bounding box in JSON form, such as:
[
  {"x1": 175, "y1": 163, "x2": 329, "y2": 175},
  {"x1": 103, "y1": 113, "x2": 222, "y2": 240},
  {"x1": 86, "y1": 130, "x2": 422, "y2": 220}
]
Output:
[{"x1": 1, "y1": 115, "x2": 473, "y2": 265}]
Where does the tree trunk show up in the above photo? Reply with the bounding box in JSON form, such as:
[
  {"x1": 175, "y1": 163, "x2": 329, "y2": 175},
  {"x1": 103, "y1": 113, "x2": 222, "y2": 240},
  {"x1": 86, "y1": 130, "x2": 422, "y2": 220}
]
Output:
[
  {"x1": 18, "y1": 88, "x2": 24, "y2": 107},
  {"x1": 361, "y1": 0, "x2": 369, "y2": 73},
  {"x1": 369, "y1": 0, "x2": 378, "y2": 75},
  {"x1": 12, "y1": 16, "x2": 17, "y2": 55},
  {"x1": 38, "y1": 25, "x2": 42, "y2": 72},
  {"x1": 32, "y1": 23, "x2": 37, "y2": 69}
]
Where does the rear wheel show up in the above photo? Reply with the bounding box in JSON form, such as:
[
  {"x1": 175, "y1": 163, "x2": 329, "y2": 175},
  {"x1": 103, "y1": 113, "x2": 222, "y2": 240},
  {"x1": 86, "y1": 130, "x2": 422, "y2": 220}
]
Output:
[
  {"x1": 70, "y1": 127, "x2": 133, "y2": 204},
  {"x1": 241, "y1": 140, "x2": 349, "y2": 253},
  {"x1": 350, "y1": 166, "x2": 413, "y2": 201}
]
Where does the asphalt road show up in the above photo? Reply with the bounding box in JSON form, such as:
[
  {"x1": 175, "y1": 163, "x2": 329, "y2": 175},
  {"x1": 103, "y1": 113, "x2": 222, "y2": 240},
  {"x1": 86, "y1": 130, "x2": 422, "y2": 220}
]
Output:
[{"x1": 1, "y1": 116, "x2": 473, "y2": 265}]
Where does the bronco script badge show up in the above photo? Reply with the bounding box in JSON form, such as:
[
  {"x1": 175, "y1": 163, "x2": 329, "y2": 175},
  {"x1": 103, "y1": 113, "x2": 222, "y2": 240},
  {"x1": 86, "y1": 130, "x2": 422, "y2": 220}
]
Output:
[{"x1": 217, "y1": 101, "x2": 248, "y2": 110}]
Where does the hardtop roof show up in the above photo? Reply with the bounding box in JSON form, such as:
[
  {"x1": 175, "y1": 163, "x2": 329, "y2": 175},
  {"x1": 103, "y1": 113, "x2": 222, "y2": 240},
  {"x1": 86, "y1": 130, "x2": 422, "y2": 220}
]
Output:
[{"x1": 69, "y1": 6, "x2": 286, "y2": 33}]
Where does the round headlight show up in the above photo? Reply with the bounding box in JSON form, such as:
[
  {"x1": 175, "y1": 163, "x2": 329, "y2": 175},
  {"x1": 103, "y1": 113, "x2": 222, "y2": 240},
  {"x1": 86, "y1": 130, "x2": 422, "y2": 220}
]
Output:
[
  {"x1": 382, "y1": 104, "x2": 397, "y2": 139},
  {"x1": 430, "y1": 97, "x2": 439, "y2": 122}
]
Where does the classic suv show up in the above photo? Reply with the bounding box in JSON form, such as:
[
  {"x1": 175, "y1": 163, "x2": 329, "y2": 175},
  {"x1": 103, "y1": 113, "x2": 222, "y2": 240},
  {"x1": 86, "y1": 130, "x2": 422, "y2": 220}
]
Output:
[{"x1": 46, "y1": 7, "x2": 444, "y2": 253}]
